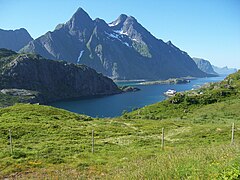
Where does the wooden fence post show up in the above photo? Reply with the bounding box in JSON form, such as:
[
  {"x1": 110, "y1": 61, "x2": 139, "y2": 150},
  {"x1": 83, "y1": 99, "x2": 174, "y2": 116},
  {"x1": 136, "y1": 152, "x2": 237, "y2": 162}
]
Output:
[
  {"x1": 231, "y1": 123, "x2": 235, "y2": 145},
  {"x1": 92, "y1": 130, "x2": 94, "y2": 153},
  {"x1": 161, "y1": 128, "x2": 164, "y2": 150},
  {"x1": 9, "y1": 129, "x2": 13, "y2": 154}
]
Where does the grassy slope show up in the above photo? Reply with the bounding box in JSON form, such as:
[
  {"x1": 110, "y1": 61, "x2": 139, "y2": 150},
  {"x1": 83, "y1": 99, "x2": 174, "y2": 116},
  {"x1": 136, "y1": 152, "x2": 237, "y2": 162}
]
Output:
[
  {"x1": 125, "y1": 70, "x2": 240, "y2": 120},
  {"x1": 0, "y1": 71, "x2": 239, "y2": 179}
]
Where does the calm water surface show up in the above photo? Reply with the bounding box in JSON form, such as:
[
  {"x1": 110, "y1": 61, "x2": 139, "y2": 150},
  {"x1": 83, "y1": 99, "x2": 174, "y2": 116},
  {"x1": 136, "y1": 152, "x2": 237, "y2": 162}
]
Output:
[{"x1": 49, "y1": 76, "x2": 226, "y2": 117}]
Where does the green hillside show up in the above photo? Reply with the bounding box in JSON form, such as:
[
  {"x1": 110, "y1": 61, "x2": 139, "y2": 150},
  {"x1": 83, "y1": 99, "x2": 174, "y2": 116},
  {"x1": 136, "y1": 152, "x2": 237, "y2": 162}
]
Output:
[
  {"x1": 0, "y1": 71, "x2": 240, "y2": 179},
  {"x1": 125, "y1": 70, "x2": 240, "y2": 120}
]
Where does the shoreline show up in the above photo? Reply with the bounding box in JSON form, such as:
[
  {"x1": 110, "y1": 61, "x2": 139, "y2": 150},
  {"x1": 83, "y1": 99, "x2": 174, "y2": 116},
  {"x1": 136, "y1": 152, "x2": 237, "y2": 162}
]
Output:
[{"x1": 138, "y1": 78, "x2": 191, "y2": 85}]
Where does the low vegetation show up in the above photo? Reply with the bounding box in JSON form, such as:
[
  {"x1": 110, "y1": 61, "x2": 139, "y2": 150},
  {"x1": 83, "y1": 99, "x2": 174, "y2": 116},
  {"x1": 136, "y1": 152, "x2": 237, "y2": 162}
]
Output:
[
  {"x1": 125, "y1": 70, "x2": 240, "y2": 120},
  {"x1": 0, "y1": 71, "x2": 239, "y2": 179},
  {"x1": 138, "y1": 78, "x2": 190, "y2": 85},
  {"x1": 0, "y1": 93, "x2": 25, "y2": 108}
]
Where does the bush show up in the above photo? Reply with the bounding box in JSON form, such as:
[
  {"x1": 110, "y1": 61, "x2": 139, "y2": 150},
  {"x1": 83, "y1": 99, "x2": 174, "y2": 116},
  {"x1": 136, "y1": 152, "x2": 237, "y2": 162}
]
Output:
[{"x1": 12, "y1": 150, "x2": 27, "y2": 159}]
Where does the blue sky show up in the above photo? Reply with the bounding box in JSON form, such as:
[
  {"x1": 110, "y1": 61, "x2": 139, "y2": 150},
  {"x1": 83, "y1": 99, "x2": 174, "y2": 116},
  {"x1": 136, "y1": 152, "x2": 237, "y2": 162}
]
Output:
[{"x1": 0, "y1": 0, "x2": 240, "y2": 68}]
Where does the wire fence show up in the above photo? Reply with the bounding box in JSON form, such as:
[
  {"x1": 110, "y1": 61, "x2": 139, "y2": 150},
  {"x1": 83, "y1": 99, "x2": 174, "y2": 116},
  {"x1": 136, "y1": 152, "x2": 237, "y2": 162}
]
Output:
[{"x1": 0, "y1": 123, "x2": 238, "y2": 158}]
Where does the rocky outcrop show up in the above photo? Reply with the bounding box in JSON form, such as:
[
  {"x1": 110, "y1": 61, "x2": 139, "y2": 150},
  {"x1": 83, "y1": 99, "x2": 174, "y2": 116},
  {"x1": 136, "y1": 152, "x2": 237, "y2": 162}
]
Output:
[
  {"x1": 0, "y1": 49, "x2": 121, "y2": 104},
  {"x1": 193, "y1": 57, "x2": 217, "y2": 75},
  {"x1": 119, "y1": 86, "x2": 140, "y2": 92},
  {"x1": 0, "y1": 89, "x2": 42, "y2": 104},
  {"x1": 21, "y1": 8, "x2": 210, "y2": 80},
  {"x1": 0, "y1": 28, "x2": 33, "y2": 51}
]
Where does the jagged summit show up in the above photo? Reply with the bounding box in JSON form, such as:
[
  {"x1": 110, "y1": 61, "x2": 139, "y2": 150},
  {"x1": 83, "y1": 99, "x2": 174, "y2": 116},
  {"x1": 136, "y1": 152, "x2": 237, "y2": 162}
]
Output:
[
  {"x1": 212, "y1": 65, "x2": 237, "y2": 75},
  {"x1": 125, "y1": 16, "x2": 137, "y2": 23},
  {"x1": 94, "y1": 18, "x2": 108, "y2": 25},
  {"x1": 109, "y1": 14, "x2": 138, "y2": 29},
  {"x1": 118, "y1": 14, "x2": 128, "y2": 20},
  {"x1": 72, "y1": 7, "x2": 90, "y2": 19},
  {"x1": 21, "y1": 8, "x2": 210, "y2": 80},
  {"x1": 67, "y1": 7, "x2": 93, "y2": 31},
  {"x1": 109, "y1": 14, "x2": 128, "y2": 27}
]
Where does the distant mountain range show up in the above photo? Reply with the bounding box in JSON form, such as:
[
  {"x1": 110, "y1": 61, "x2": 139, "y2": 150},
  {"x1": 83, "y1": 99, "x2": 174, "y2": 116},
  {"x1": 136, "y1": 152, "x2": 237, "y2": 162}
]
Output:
[
  {"x1": 212, "y1": 65, "x2": 237, "y2": 75},
  {"x1": 0, "y1": 28, "x2": 32, "y2": 51},
  {"x1": 192, "y1": 57, "x2": 217, "y2": 75},
  {"x1": 19, "y1": 8, "x2": 210, "y2": 80}
]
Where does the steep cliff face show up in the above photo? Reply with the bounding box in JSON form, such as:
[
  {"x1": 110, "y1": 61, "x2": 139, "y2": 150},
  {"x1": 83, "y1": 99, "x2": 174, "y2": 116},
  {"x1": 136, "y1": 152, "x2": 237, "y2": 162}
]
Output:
[
  {"x1": 0, "y1": 49, "x2": 120, "y2": 103},
  {"x1": 0, "y1": 28, "x2": 33, "y2": 51},
  {"x1": 21, "y1": 8, "x2": 209, "y2": 80},
  {"x1": 193, "y1": 57, "x2": 217, "y2": 75}
]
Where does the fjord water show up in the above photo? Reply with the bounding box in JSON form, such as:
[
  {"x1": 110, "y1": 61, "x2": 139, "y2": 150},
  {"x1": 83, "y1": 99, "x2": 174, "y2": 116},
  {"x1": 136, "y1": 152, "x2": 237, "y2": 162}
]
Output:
[{"x1": 49, "y1": 76, "x2": 226, "y2": 117}]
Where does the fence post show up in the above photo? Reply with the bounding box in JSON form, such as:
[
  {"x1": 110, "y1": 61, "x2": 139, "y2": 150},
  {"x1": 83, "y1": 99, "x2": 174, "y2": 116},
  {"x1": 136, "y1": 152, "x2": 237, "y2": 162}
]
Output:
[
  {"x1": 231, "y1": 123, "x2": 235, "y2": 145},
  {"x1": 9, "y1": 129, "x2": 13, "y2": 154},
  {"x1": 161, "y1": 128, "x2": 164, "y2": 150},
  {"x1": 92, "y1": 130, "x2": 94, "y2": 153}
]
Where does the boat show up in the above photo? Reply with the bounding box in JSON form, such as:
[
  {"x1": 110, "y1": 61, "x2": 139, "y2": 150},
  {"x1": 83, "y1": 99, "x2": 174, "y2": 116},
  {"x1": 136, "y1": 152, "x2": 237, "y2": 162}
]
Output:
[{"x1": 164, "y1": 89, "x2": 177, "y2": 96}]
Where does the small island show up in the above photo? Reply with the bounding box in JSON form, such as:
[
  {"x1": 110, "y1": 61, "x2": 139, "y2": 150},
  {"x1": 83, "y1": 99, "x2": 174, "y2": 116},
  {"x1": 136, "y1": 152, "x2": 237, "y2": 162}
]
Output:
[
  {"x1": 119, "y1": 86, "x2": 141, "y2": 92},
  {"x1": 139, "y1": 78, "x2": 190, "y2": 85}
]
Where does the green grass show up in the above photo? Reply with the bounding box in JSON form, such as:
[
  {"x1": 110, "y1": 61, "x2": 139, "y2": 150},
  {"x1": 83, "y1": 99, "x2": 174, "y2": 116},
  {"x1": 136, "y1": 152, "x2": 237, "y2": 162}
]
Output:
[
  {"x1": 113, "y1": 145, "x2": 240, "y2": 180},
  {"x1": 125, "y1": 70, "x2": 240, "y2": 120},
  {"x1": 0, "y1": 71, "x2": 239, "y2": 179},
  {"x1": 0, "y1": 101, "x2": 240, "y2": 179}
]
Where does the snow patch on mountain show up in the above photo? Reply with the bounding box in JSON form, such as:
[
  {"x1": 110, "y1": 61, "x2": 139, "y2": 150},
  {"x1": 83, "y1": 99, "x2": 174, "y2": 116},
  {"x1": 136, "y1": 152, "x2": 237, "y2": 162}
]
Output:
[
  {"x1": 77, "y1": 50, "x2": 84, "y2": 63},
  {"x1": 113, "y1": 29, "x2": 128, "y2": 36},
  {"x1": 105, "y1": 32, "x2": 121, "y2": 40},
  {"x1": 108, "y1": 21, "x2": 120, "y2": 27},
  {"x1": 108, "y1": 23, "x2": 115, "y2": 27},
  {"x1": 123, "y1": 42, "x2": 130, "y2": 47},
  {"x1": 105, "y1": 31, "x2": 131, "y2": 47}
]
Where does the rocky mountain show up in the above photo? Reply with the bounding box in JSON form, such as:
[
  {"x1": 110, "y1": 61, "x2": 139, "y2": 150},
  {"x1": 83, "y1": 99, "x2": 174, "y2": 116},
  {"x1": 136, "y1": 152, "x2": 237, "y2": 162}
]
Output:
[
  {"x1": 0, "y1": 28, "x2": 33, "y2": 51},
  {"x1": 192, "y1": 57, "x2": 217, "y2": 75},
  {"x1": 212, "y1": 66, "x2": 238, "y2": 75},
  {"x1": 21, "y1": 8, "x2": 210, "y2": 80},
  {"x1": 0, "y1": 49, "x2": 120, "y2": 104}
]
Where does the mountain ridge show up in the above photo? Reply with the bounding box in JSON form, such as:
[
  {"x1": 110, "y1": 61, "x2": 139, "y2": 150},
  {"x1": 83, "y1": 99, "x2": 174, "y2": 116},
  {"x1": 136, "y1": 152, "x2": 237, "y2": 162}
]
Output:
[
  {"x1": 192, "y1": 57, "x2": 217, "y2": 75},
  {"x1": 0, "y1": 28, "x2": 33, "y2": 51},
  {"x1": 21, "y1": 8, "x2": 211, "y2": 80},
  {"x1": 212, "y1": 65, "x2": 237, "y2": 75}
]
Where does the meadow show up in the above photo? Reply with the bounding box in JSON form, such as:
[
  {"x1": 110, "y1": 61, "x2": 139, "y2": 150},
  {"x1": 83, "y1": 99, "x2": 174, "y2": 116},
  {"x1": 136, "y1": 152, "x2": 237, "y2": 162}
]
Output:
[{"x1": 0, "y1": 71, "x2": 239, "y2": 179}]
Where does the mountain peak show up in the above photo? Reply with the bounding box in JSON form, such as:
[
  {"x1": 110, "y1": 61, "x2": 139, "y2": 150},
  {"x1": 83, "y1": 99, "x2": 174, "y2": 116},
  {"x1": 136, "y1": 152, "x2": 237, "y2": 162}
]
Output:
[
  {"x1": 20, "y1": 8, "x2": 210, "y2": 80},
  {"x1": 71, "y1": 7, "x2": 92, "y2": 21},
  {"x1": 73, "y1": 7, "x2": 89, "y2": 17},
  {"x1": 118, "y1": 14, "x2": 128, "y2": 21},
  {"x1": 109, "y1": 14, "x2": 128, "y2": 27},
  {"x1": 125, "y1": 16, "x2": 137, "y2": 23},
  {"x1": 167, "y1": 40, "x2": 172, "y2": 45},
  {"x1": 67, "y1": 7, "x2": 93, "y2": 31},
  {"x1": 94, "y1": 18, "x2": 109, "y2": 30}
]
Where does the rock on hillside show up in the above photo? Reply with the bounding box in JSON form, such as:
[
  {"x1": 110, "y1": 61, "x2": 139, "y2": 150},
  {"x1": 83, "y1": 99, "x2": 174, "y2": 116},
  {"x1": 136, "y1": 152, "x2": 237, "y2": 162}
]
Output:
[{"x1": 0, "y1": 49, "x2": 121, "y2": 103}]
